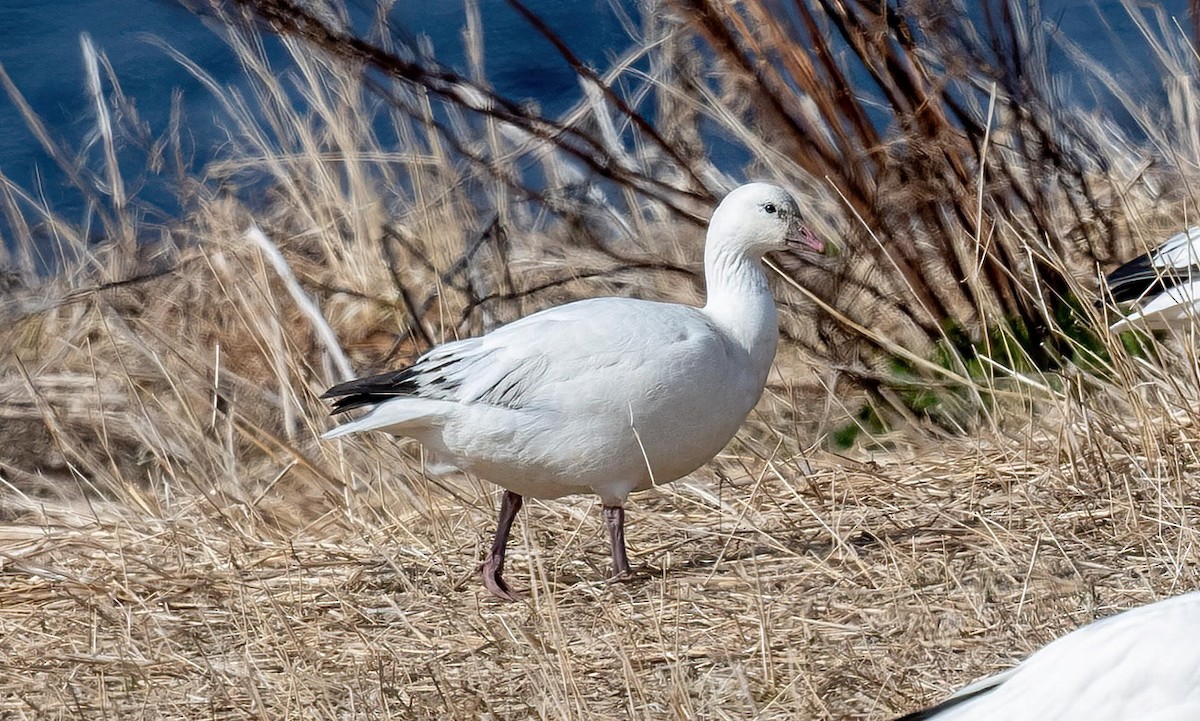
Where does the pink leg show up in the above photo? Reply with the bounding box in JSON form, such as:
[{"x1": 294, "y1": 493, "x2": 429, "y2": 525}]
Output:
[
  {"x1": 603, "y1": 505, "x2": 632, "y2": 577},
  {"x1": 481, "y1": 491, "x2": 523, "y2": 601}
]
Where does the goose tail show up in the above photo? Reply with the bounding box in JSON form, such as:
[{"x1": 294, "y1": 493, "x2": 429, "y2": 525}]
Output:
[{"x1": 321, "y1": 399, "x2": 440, "y2": 439}]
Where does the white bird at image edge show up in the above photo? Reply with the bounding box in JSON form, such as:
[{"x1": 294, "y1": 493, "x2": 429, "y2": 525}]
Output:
[
  {"x1": 893, "y1": 591, "x2": 1200, "y2": 721},
  {"x1": 1106, "y1": 226, "x2": 1200, "y2": 334}
]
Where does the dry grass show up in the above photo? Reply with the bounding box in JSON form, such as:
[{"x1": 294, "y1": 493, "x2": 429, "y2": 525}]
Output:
[
  {"x1": 3, "y1": 1, "x2": 1200, "y2": 719},
  {"x1": 2, "y1": 419, "x2": 1198, "y2": 720}
]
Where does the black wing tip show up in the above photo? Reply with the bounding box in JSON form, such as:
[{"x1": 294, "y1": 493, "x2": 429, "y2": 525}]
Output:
[
  {"x1": 1105, "y1": 253, "x2": 1191, "y2": 304},
  {"x1": 321, "y1": 366, "x2": 413, "y2": 400},
  {"x1": 322, "y1": 367, "x2": 419, "y2": 414},
  {"x1": 321, "y1": 379, "x2": 358, "y2": 400},
  {"x1": 320, "y1": 387, "x2": 343, "y2": 401},
  {"x1": 327, "y1": 393, "x2": 399, "y2": 415},
  {"x1": 1105, "y1": 254, "x2": 1154, "y2": 291},
  {"x1": 327, "y1": 396, "x2": 364, "y2": 415}
]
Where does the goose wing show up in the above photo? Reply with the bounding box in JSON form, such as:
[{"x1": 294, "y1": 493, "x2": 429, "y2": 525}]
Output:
[
  {"x1": 1107, "y1": 227, "x2": 1200, "y2": 303},
  {"x1": 322, "y1": 297, "x2": 720, "y2": 415}
]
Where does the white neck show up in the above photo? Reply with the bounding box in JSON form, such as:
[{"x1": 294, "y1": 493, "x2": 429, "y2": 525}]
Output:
[{"x1": 702, "y1": 243, "x2": 779, "y2": 383}]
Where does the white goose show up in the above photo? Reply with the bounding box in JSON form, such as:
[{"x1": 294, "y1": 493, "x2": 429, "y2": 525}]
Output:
[
  {"x1": 894, "y1": 592, "x2": 1200, "y2": 721},
  {"x1": 1107, "y1": 227, "x2": 1200, "y2": 334},
  {"x1": 321, "y1": 183, "x2": 825, "y2": 600}
]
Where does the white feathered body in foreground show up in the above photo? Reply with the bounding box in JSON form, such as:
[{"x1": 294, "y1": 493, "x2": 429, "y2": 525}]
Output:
[
  {"x1": 895, "y1": 592, "x2": 1200, "y2": 721},
  {"x1": 1106, "y1": 226, "x2": 1200, "y2": 334},
  {"x1": 324, "y1": 296, "x2": 773, "y2": 506},
  {"x1": 321, "y1": 183, "x2": 824, "y2": 599}
]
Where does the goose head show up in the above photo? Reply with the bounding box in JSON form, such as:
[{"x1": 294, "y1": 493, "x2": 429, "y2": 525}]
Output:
[{"x1": 706, "y1": 183, "x2": 825, "y2": 258}]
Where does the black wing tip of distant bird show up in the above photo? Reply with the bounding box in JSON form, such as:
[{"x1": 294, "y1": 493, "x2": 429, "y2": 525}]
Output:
[
  {"x1": 1105, "y1": 254, "x2": 1162, "y2": 303},
  {"x1": 1105, "y1": 254, "x2": 1200, "y2": 304}
]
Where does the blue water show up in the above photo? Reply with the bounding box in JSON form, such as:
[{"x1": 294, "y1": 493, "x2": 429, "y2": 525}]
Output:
[
  {"x1": 0, "y1": 0, "x2": 1190, "y2": 252},
  {"x1": 0, "y1": 0, "x2": 634, "y2": 244}
]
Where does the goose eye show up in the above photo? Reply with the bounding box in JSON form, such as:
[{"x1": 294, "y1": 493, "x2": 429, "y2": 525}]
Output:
[{"x1": 763, "y1": 203, "x2": 777, "y2": 214}]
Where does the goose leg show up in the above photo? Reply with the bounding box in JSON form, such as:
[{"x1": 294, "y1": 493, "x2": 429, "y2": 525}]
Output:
[
  {"x1": 603, "y1": 505, "x2": 632, "y2": 577},
  {"x1": 481, "y1": 490, "x2": 523, "y2": 601}
]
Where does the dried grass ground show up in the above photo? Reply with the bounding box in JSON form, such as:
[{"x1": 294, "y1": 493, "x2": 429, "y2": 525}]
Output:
[{"x1": 3, "y1": 388, "x2": 1198, "y2": 719}]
